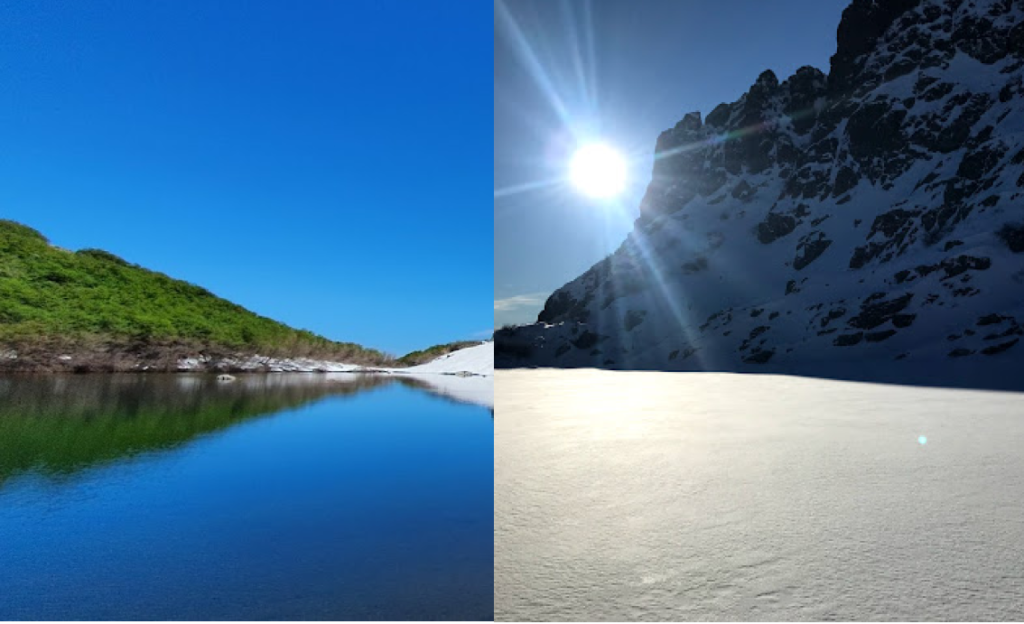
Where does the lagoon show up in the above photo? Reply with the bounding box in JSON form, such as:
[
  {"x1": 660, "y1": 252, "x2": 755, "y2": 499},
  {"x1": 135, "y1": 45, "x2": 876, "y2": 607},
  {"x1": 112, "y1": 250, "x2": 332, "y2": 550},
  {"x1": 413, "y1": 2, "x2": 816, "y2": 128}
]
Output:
[{"x1": 0, "y1": 373, "x2": 493, "y2": 620}]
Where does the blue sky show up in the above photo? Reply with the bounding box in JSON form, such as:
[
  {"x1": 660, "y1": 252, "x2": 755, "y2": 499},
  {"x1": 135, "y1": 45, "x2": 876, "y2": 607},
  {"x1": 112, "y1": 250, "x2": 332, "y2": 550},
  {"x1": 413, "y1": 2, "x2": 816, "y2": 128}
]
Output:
[
  {"x1": 495, "y1": 0, "x2": 851, "y2": 327},
  {"x1": 0, "y1": 1, "x2": 492, "y2": 356}
]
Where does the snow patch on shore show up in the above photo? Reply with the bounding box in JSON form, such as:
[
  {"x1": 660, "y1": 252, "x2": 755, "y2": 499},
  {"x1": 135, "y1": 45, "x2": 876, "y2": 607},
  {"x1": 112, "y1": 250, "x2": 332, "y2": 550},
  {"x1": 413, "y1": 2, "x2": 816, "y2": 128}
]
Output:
[
  {"x1": 388, "y1": 342, "x2": 494, "y2": 409},
  {"x1": 174, "y1": 354, "x2": 361, "y2": 373},
  {"x1": 172, "y1": 342, "x2": 494, "y2": 376},
  {"x1": 398, "y1": 342, "x2": 494, "y2": 376}
]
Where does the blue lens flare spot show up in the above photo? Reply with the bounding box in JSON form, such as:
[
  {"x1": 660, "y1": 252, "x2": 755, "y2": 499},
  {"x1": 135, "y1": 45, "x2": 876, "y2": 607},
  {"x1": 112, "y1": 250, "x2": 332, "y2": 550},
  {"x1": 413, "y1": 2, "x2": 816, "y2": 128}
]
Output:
[{"x1": 918, "y1": 435, "x2": 928, "y2": 445}]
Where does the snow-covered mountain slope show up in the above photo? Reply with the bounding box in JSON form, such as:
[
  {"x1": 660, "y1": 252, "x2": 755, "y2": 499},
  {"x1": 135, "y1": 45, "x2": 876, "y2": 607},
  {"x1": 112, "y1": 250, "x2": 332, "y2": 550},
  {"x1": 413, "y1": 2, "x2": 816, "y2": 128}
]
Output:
[
  {"x1": 398, "y1": 341, "x2": 493, "y2": 376},
  {"x1": 496, "y1": 0, "x2": 1024, "y2": 388}
]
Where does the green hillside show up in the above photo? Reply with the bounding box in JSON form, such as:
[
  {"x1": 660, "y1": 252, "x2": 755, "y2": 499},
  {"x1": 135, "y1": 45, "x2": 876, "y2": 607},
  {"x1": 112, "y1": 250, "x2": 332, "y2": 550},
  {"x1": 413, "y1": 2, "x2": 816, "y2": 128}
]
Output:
[
  {"x1": 0, "y1": 220, "x2": 390, "y2": 365},
  {"x1": 396, "y1": 340, "x2": 482, "y2": 366}
]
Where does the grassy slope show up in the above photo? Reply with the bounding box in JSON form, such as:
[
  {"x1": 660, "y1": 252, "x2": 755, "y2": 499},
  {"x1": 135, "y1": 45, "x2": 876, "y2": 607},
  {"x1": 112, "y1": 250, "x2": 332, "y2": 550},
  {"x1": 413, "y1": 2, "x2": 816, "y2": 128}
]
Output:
[
  {"x1": 0, "y1": 220, "x2": 390, "y2": 364},
  {"x1": 396, "y1": 340, "x2": 484, "y2": 366}
]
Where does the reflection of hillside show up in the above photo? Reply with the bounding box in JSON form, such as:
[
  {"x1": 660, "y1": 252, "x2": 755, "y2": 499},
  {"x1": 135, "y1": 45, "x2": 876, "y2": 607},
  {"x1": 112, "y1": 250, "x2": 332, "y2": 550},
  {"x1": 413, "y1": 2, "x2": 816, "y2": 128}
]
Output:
[
  {"x1": 393, "y1": 375, "x2": 494, "y2": 410},
  {"x1": 0, "y1": 374, "x2": 393, "y2": 484}
]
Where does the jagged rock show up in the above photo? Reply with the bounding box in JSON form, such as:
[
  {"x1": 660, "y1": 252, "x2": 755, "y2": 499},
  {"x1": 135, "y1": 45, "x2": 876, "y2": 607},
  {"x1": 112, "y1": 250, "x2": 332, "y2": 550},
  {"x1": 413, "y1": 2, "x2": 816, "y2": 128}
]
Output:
[
  {"x1": 998, "y1": 223, "x2": 1024, "y2": 252},
  {"x1": 749, "y1": 326, "x2": 770, "y2": 339},
  {"x1": 572, "y1": 331, "x2": 599, "y2": 350},
  {"x1": 539, "y1": 291, "x2": 586, "y2": 324},
  {"x1": 848, "y1": 294, "x2": 914, "y2": 330},
  {"x1": 743, "y1": 349, "x2": 775, "y2": 364},
  {"x1": 893, "y1": 314, "x2": 917, "y2": 328},
  {"x1": 865, "y1": 329, "x2": 898, "y2": 342},
  {"x1": 834, "y1": 333, "x2": 864, "y2": 347},
  {"x1": 982, "y1": 339, "x2": 1019, "y2": 355},
  {"x1": 940, "y1": 255, "x2": 991, "y2": 280},
  {"x1": 794, "y1": 232, "x2": 833, "y2": 270},
  {"x1": 829, "y1": 0, "x2": 920, "y2": 95},
  {"x1": 496, "y1": 0, "x2": 1024, "y2": 379},
  {"x1": 757, "y1": 212, "x2": 798, "y2": 244},
  {"x1": 978, "y1": 313, "x2": 1008, "y2": 326},
  {"x1": 849, "y1": 209, "x2": 921, "y2": 269},
  {"x1": 821, "y1": 307, "x2": 847, "y2": 327}
]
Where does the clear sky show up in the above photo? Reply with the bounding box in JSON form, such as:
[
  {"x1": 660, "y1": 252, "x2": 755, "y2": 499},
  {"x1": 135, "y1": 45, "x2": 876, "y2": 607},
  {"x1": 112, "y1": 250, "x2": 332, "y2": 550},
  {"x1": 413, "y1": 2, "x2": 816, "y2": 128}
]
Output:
[
  {"x1": 0, "y1": 1, "x2": 492, "y2": 356},
  {"x1": 495, "y1": 0, "x2": 851, "y2": 327}
]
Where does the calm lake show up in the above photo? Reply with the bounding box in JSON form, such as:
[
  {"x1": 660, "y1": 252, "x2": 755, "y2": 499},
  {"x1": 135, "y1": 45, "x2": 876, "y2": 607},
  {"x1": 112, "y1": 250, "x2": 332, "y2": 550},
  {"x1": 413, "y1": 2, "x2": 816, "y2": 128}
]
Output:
[{"x1": 0, "y1": 373, "x2": 493, "y2": 621}]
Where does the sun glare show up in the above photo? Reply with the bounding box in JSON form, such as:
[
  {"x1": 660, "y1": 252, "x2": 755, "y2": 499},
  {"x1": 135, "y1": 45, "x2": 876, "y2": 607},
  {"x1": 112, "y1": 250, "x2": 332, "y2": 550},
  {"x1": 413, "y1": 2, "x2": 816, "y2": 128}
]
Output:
[{"x1": 569, "y1": 143, "x2": 627, "y2": 199}]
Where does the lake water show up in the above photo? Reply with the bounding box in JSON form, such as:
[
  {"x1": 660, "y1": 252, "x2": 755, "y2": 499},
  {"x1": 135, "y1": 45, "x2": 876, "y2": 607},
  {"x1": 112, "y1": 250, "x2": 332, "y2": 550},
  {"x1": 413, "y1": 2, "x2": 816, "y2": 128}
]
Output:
[{"x1": 0, "y1": 373, "x2": 493, "y2": 621}]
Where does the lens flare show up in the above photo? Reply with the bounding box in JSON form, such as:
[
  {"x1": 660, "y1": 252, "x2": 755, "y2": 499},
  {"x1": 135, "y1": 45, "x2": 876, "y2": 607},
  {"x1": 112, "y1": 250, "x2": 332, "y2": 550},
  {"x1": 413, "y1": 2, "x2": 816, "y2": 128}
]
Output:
[{"x1": 569, "y1": 143, "x2": 627, "y2": 198}]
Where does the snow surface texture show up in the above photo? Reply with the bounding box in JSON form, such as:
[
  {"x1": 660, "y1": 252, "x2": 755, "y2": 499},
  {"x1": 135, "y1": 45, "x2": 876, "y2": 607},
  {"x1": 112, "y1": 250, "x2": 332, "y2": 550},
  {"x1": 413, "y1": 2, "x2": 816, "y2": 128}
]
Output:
[
  {"x1": 495, "y1": 369, "x2": 1024, "y2": 621},
  {"x1": 399, "y1": 342, "x2": 494, "y2": 376},
  {"x1": 495, "y1": 0, "x2": 1024, "y2": 390}
]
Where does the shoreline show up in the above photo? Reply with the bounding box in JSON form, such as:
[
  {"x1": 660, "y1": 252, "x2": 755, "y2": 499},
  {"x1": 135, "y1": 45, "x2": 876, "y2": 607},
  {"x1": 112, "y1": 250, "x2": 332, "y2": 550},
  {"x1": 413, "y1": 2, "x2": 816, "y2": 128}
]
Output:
[
  {"x1": 0, "y1": 368, "x2": 495, "y2": 410},
  {"x1": 0, "y1": 340, "x2": 495, "y2": 377}
]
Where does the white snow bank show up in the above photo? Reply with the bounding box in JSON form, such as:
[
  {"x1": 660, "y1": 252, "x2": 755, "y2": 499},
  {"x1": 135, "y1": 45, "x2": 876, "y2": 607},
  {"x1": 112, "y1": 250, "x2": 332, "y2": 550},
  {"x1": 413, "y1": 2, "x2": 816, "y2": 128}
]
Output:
[
  {"x1": 398, "y1": 342, "x2": 494, "y2": 376},
  {"x1": 496, "y1": 369, "x2": 1024, "y2": 621},
  {"x1": 389, "y1": 342, "x2": 493, "y2": 408}
]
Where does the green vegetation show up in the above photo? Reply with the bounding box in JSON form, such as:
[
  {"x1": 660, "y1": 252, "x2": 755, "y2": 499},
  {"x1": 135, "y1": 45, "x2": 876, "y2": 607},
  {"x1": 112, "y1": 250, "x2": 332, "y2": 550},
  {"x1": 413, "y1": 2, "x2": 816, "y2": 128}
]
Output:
[
  {"x1": 396, "y1": 340, "x2": 482, "y2": 366},
  {"x1": 0, "y1": 219, "x2": 390, "y2": 364},
  {"x1": 0, "y1": 374, "x2": 399, "y2": 483}
]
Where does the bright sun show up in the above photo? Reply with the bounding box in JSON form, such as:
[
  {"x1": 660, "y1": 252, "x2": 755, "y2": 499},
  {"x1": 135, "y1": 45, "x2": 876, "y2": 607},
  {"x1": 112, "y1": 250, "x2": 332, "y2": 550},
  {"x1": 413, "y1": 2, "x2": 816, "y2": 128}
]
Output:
[{"x1": 569, "y1": 143, "x2": 627, "y2": 199}]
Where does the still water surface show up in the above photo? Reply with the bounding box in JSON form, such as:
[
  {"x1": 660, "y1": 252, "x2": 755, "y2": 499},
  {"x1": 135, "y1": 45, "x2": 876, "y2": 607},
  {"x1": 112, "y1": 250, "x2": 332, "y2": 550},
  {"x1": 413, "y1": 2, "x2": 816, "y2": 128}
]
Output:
[{"x1": 0, "y1": 374, "x2": 492, "y2": 620}]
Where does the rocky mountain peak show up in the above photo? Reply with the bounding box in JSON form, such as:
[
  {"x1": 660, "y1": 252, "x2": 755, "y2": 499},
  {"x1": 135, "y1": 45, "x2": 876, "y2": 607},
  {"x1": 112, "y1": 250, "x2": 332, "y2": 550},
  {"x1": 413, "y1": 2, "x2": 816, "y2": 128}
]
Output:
[
  {"x1": 754, "y1": 69, "x2": 780, "y2": 91},
  {"x1": 498, "y1": 0, "x2": 1024, "y2": 390},
  {"x1": 829, "y1": 0, "x2": 922, "y2": 94}
]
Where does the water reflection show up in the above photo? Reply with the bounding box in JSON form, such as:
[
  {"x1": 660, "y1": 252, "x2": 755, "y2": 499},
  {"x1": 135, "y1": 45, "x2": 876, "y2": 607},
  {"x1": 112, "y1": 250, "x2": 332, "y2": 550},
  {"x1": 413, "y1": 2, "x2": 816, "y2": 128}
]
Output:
[
  {"x1": 395, "y1": 373, "x2": 495, "y2": 411},
  {"x1": 0, "y1": 373, "x2": 489, "y2": 485},
  {"x1": 0, "y1": 372, "x2": 493, "y2": 620}
]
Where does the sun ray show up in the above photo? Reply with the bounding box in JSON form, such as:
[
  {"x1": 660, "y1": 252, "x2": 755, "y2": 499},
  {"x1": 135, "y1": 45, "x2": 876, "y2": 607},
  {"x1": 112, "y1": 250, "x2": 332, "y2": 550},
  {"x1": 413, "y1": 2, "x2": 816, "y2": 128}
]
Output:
[
  {"x1": 493, "y1": 176, "x2": 567, "y2": 200},
  {"x1": 494, "y1": 0, "x2": 573, "y2": 129}
]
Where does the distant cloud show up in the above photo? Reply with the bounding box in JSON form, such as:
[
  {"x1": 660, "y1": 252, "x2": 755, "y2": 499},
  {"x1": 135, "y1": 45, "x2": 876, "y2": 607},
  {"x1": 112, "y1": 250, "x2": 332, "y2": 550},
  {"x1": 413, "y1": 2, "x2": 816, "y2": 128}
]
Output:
[{"x1": 494, "y1": 292, "x2": 548, "y2": 312}]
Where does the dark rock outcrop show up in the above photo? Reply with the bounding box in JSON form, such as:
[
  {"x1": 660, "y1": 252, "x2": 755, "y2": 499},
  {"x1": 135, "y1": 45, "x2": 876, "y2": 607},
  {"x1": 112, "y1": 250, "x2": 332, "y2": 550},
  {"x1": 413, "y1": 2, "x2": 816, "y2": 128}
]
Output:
[{"x1": 498, "y1": 0, "x2": 1024, "y2": 389}]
